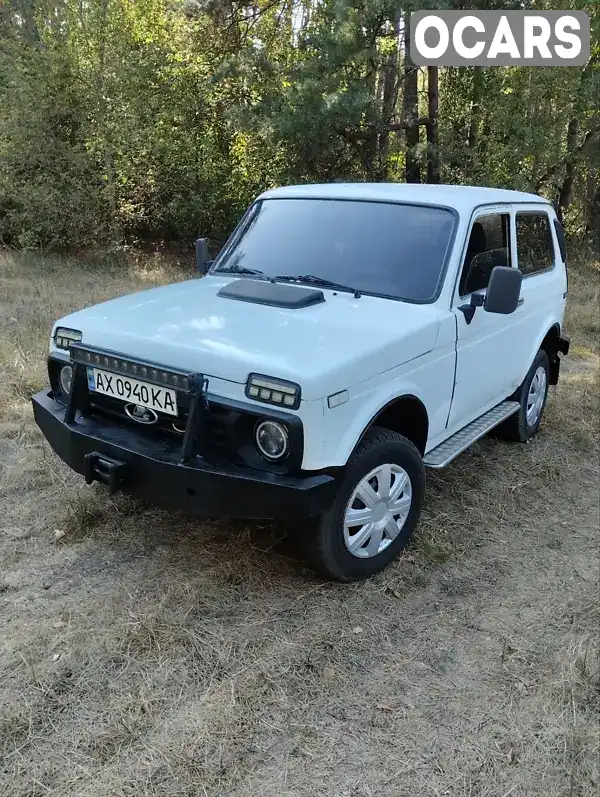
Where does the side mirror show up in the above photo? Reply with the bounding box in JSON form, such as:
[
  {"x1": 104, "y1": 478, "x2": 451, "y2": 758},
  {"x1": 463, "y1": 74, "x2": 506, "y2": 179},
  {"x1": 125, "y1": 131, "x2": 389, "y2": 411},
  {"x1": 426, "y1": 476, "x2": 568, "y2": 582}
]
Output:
[
  {"x1": 195, "y1": 237, "x2": 209, "y2": 273},
  {"x1": 484, "y1": 266, "x2": 522, "y2": 315}
]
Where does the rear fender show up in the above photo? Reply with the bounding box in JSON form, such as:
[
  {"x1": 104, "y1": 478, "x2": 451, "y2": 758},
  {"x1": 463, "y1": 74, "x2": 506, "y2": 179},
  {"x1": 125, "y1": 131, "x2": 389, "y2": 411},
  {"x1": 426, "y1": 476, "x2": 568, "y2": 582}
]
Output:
[{"x1": 520, "y1": 317, "x2": 565, "y2": 388}]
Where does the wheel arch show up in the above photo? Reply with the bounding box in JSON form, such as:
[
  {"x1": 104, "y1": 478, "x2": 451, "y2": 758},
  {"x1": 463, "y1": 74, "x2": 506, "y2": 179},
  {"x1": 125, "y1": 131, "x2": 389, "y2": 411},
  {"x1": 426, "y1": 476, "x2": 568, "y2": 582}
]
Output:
[
  {"x1": 517, "y1": 318, "x2": 563, "y2": 389},
  {"x1": 352, "y1": 394, "x2": 429, "y2": 457},
  {"x1": 539, "y1": 323, "x2": 562, "y2": 385}
]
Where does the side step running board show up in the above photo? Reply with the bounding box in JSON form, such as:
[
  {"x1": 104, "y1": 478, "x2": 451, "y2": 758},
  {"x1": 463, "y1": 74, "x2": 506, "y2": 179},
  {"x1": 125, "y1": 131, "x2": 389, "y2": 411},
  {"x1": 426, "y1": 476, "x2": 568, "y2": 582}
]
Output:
[{"x1": 424, "y1": 401, "x2": 520, "y2": 468}]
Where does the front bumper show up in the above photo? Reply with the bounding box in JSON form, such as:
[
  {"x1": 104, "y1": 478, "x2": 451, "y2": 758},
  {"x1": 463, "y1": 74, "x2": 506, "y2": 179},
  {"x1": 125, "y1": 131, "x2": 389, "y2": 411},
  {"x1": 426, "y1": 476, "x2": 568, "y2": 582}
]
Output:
[{"x1": 32, "y1": 389, "x2": 336, "y2": 519}]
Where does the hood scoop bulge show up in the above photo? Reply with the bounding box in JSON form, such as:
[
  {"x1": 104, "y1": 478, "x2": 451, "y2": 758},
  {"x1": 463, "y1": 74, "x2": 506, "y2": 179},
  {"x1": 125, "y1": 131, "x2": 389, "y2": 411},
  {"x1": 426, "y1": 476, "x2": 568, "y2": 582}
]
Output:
[{"x1": 217, "y1": 279, "x2": 325, "y2": 309}]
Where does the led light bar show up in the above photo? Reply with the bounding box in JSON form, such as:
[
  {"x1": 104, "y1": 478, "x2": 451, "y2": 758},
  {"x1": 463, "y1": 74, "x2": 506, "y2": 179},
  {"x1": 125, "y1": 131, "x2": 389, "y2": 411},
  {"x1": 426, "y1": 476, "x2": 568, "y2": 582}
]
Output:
[
  {"x1": 69, "y1": 344, "x2": 195, "y2": 392},
  {"x1": 54, "y1": 327, "x2": 82, "y2": 350},
  {"x1": 245, "y1": 373, "x2": 301, "y2": 409}
]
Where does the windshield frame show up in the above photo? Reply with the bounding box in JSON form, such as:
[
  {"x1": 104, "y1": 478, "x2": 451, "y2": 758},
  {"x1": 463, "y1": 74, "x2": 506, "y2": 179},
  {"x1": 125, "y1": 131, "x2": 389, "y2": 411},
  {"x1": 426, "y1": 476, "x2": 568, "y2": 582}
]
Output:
[{"x1": 209, "y1": 197, "x2": 460, "y2": 305}]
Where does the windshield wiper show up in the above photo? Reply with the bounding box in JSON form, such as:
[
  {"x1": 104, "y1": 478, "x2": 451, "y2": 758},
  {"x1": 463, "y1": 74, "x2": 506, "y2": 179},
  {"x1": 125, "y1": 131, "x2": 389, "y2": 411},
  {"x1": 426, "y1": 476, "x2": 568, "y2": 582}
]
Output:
[
  {"x1": 218, "y1": 265, "x2": 268, "y2": 278},
  {"x1": 274, "y1": 274, "x2": 361, "y2": 298}
]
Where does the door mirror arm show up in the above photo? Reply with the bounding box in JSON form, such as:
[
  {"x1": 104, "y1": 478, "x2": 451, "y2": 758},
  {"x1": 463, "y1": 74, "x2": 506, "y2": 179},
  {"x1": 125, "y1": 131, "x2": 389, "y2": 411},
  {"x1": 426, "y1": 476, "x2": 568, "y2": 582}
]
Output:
[
  {"x1": 195, "y1": 238, "x2": 210, "y2": 273},
  {"x1": 458, "y1": 292, "x2": 485, "y2": 325}
]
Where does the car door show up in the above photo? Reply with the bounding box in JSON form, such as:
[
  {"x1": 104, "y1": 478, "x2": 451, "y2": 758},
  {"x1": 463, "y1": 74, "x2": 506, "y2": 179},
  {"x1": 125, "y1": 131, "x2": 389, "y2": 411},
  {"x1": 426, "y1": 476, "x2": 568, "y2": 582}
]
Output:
[
  {"x1": 448, "y1": 207, "x2": 526, "y2": 430},
  {"x1": 513, "y1": 206, "x2": 567, "y2": 362}
]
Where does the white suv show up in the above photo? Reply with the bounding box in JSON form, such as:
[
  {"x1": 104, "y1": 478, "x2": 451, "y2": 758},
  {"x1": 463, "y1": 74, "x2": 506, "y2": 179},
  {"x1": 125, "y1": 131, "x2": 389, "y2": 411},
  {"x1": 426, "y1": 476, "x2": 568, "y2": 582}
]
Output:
[{"x1": 33, "y1": 183, "x2": 569, "y2": 581}]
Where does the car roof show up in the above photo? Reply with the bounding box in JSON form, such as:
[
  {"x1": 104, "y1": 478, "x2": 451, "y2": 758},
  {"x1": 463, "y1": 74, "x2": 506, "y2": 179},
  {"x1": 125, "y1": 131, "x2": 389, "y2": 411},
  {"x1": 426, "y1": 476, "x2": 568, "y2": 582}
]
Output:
[{"x1": 258, "y1": 183, "x2": 551, "y2": 212}]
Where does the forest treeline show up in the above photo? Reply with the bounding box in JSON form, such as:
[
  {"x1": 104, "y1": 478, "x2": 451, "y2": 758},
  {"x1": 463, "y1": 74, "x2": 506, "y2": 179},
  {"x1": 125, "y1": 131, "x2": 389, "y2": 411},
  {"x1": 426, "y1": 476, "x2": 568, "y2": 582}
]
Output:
[{"x1": 1, "y1": 0, "x2": 598, "y2": 250}]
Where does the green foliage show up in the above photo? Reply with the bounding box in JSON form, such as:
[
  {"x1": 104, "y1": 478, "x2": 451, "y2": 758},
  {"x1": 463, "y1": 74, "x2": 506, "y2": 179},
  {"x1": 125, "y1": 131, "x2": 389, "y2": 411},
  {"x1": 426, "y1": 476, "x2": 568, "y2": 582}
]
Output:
[{"x1": 0, "y1": 0, "x2": 598, "y2": 249}]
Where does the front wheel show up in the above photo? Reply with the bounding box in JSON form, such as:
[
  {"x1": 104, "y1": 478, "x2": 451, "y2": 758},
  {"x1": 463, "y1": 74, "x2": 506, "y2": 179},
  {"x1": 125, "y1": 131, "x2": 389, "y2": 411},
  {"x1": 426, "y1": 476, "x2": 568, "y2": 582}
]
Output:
[{"x1": 306, "y1": 427, "x2": 426, "y2": 582}]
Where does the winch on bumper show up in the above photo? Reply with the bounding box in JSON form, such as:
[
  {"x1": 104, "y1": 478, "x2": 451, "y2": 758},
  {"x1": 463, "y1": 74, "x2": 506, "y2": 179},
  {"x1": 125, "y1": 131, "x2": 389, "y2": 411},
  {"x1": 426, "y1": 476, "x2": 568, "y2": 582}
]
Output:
[{"x1": 31, "y1": 355, "x2": 335, "y2": 520}]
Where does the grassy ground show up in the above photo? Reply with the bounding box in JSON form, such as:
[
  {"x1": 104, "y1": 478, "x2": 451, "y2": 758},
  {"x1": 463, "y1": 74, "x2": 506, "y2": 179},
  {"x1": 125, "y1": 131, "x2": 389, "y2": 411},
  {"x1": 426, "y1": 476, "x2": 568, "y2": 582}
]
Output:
[{"x1": 1, "y1": 249, "x2": 598, "y2": 797}]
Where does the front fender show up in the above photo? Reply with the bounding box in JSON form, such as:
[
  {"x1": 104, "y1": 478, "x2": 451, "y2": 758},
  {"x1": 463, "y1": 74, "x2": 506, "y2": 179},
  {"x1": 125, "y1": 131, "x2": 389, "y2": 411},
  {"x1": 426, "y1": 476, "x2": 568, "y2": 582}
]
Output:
[
  {"x1": 325, "y1": 381, "x2": 429, "y2": 468},
  {"x1": 322, "y1": 330, "x2": 459, "y2": 467},
  {"x1": 320, "y1": 322, "x2": 457, "y2": 469}
]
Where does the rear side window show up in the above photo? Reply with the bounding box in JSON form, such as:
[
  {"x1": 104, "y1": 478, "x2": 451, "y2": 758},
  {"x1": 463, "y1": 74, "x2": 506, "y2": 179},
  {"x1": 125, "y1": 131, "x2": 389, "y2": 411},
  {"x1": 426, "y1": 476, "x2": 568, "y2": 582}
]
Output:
[
  {"x1": 553, "y1": 218, "x2": 567, "y2": 262},
  {"x1": 516, "y1": 212, "x2": 554, "y2": 275}
]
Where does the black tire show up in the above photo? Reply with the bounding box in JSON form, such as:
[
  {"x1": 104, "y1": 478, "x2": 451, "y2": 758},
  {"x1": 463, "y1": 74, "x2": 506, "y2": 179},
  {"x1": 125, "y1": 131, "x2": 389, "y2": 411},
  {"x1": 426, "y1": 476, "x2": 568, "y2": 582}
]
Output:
[
  {"x1": 497, "y1": 349, "x2": 550, "y2": 443},
  {"x1": 305, "y1": 427, "x2": 426, "y2": 582}
]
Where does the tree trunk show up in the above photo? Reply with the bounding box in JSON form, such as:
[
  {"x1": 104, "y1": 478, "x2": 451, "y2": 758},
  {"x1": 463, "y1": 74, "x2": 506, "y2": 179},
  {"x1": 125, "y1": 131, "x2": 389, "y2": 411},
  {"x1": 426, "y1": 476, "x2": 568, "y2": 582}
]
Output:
[
  {"x1": 379, "y1": 12, "x2": 402, "y2": 180},
  {"x1": 97, "y1": 0, "x2": 119, "y2": 241},
  {"x1": 426, "y1": 66, "x2": 440, "y2": 183},
  {"x1": 402, "y1": 21, "x2": 421, "y2": 183},
  {"x1": 11, "y1": 0, "x2": 40, "y2": 43},
  {"x1": 556, "y1": 58, "x2": 599, "y2": 220},
  {"x1": 361, "y1": 41, "x2": 379, "y2": 177},
  {"x1": 588, "y1": 186, "x2": 600, "y2": 241},
  {"x1": 557, "y1": 117, "x2": 580, "y2": 221},
  {"x1": 468, "y1": 67, "x2": 482, "y2": 150},
  {"x1": 585, "y1": 137, "x2": 600, "y2": 239}
]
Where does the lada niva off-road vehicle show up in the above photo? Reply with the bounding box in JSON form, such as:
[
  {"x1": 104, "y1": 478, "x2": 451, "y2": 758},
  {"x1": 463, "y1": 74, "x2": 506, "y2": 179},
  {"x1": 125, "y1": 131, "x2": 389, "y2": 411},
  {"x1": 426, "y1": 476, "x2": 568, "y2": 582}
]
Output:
[{"x1": 33, "y1": 184, "x2": 570, "y2": 581}]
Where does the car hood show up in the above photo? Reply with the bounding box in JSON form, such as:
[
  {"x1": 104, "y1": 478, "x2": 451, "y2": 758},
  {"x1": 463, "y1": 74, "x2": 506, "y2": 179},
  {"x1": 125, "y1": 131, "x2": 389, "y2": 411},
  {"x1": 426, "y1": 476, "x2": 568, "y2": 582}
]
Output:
[{"x1": 53, "y1": 276, "x2": 443, "y2": 401}]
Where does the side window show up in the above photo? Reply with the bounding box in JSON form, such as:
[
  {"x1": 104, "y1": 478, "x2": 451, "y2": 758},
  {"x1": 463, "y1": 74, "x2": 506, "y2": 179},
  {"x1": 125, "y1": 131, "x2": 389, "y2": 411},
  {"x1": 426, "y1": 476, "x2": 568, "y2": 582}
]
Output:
[
  {"x1": 459, "y1": 214, "x2": 510, "y2": 296},
  {"x1": 553, "y1": 218, "x2": 567, "y2": 262},
  {"x1": 516, "y1": 212, "x2": 554, "y2": 275}
]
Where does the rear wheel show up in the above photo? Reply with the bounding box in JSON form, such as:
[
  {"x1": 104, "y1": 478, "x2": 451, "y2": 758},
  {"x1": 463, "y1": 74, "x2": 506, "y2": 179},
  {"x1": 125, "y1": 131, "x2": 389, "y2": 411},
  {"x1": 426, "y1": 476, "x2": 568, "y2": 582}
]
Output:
[
  {"x1": 497, "y1": 349, "x2": 550, "y2": 442},
  {"x1": 306, "y1": 427, "x2": 425, "y2": 582}
]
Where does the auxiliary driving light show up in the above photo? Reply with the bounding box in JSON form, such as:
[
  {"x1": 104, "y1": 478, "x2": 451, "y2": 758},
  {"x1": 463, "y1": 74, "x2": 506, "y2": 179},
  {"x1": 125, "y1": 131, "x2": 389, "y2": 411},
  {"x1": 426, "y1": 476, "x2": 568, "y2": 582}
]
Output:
[
  {"x1": 255, "y1": 420, "x2": 289, "y2": 461},
  {"x1": 69, "y1": 345, "x2": 193, "y2": 391},
  {"x1": 59, "y1": 364, "x2": 73, "y2": 396}
]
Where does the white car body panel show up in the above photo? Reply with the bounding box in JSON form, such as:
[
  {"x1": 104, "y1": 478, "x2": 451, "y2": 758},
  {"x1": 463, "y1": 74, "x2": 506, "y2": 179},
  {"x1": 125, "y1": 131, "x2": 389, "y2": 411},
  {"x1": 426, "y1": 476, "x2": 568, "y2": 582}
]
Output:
[
  {"x1": 258, "y1": 182, "x2": 545, "y2": 213},
  {"x1": 324, "y1": 315, "x2": 457, "y2": 466},
  {"x1": 448, "y1": 202, "x2": 566, "y2": 429},
  {"x1": 49, "y1": 184, "x2": 567, "y2": 472},
  {"x1": 52, "y1": 276, "x2": 441, "y2": 403},
  {"x1": 511, "y1": 204, "x2": 567, "y2": 385}
]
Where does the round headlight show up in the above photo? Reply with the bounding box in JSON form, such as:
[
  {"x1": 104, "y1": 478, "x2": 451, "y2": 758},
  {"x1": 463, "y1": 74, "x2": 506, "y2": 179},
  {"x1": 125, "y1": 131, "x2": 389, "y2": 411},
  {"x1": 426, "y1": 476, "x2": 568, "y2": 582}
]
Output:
[
  {"x1": 255, "y1": 420, "x2": 289, "y2": 461},
  {"x1": 59, "y1": 364, "x2": 73, "y2": 396}
]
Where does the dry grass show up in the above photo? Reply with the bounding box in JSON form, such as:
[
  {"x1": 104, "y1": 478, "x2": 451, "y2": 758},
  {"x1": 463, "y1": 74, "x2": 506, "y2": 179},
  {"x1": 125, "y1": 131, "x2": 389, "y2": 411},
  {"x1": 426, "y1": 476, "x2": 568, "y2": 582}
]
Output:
[{"x1": 0, "y1": 248, "x2": 599, "y2": 797}]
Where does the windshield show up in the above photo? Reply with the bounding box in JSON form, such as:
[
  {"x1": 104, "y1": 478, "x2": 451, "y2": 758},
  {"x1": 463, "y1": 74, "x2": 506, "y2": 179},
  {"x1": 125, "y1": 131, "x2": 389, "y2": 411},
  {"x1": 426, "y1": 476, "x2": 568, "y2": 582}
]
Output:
[{"x1": 213, "y1": 198, "x2": 456, "y2": 303}]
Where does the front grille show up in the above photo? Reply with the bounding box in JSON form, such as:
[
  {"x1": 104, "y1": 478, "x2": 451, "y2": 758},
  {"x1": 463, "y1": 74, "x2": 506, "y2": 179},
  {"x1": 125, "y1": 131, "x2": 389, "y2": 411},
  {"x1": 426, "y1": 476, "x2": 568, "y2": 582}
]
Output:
[
  {"x1": 88, "y1": 390, "x2": 234, "y2": 461},
  {"x1": 89, "y1": 392, "x2": 186, "y2": 439},
  {"x1": 50, "y1": 349, "x2": 303, "y2": 474}
]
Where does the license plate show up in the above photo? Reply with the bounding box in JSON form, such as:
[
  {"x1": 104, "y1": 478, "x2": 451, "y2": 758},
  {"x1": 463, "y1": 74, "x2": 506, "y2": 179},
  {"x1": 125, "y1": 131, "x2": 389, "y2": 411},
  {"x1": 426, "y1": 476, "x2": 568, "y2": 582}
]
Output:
[{"x1": 87, "y1": 368, "x2": 178, "y2": 416}]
